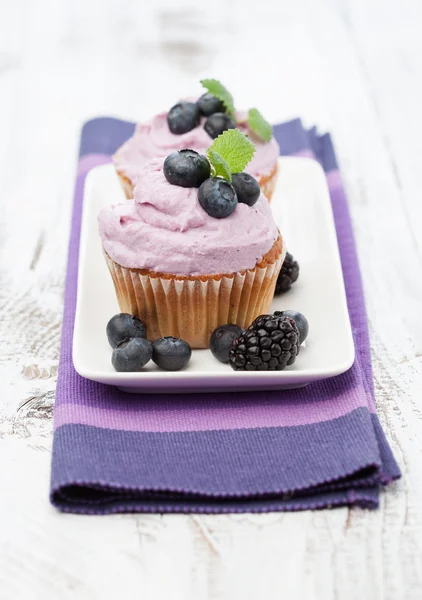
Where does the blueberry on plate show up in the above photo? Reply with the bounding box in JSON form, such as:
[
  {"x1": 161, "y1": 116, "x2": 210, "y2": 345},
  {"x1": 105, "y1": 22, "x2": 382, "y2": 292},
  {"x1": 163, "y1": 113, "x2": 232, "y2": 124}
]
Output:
[
  {"x1": 210, "y1": 324, "x2": 244, "y2": 363},
  {"x1": 106, "y1": 313, "x2": 146, "y2": 348},
  {"x1": 273, "y1": 310, "x2": 309, "y2": 345},
  {"x1": 167, "y1": 102, "x2": 200, "y2": 134},
  {"x1": 274, "y1": 252, "x2": 300, "y2": 294},
  {"x1": 112, "y1": 337, "x2": 152, "y2": 372},
  {"x1": 231, "y1": 172, "x2": 261, "y2": 207},
  {"x1": 164, "y1": 149, "x2": 210, "y2": 188},
  {"x1": 152, "y1": 337, "x2": 192, "y2": 371},
  {"x1": 198, "y1": 177, "x2": 238, "y2": 218},
  {"x1": 204, "y1": 113, "x2": 236, "y2": 139},
  {"x1": 197, "y1": 93, "x2": 225, "y2": 117}
]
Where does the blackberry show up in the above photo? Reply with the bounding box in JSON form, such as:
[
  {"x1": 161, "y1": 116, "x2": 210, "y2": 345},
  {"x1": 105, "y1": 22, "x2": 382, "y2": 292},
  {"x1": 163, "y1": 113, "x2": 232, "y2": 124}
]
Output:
[
  {"x1": 273, "y1": 310, "x2": 309, "y2": 345},
  {"x1": 275, "y1": 252, "x2": 299, "y2": 294},
  {"x1": 228, "y1": 314, "x2": 300, "y2": 371}
]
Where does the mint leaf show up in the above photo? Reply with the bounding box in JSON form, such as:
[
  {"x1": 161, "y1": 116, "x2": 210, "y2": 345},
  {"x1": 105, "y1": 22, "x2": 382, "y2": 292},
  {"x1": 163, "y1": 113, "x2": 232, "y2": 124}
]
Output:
[
  {"x1": 207, "y1": 149, "x2": 232, "y2": 182},
  {"x1": 208, "y1": 129, "x2": 255, "y2": 174},
  {"x1": 200, "y1": 79, "x2": 235, "y2": 118},
  {"x1": 248, "y1": 108, "x2": 273, "y2": 142}
]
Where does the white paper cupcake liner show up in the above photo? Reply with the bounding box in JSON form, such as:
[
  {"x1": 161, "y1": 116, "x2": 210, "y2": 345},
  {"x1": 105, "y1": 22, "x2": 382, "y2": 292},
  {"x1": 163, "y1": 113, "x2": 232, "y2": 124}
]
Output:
[{"x1": 104, "y1": 244, "x2": 285, "y2": 349}]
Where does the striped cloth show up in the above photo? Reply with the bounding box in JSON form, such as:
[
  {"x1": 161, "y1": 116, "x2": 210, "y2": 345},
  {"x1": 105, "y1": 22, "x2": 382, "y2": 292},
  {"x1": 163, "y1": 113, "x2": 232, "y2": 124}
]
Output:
[{"x1": 50, "y1": 118, "x2": 400, "y2": 514}]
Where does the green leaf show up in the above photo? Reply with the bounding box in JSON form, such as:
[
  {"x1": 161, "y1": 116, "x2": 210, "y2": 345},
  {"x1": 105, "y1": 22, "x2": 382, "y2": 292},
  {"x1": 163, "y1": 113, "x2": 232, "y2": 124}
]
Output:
[
  {"x1": 200, "y1": 78, "x2": 235, "y2": 118},
  {"x1": 248, "y1": 108, "x2": 273, "y2": 142},
  {"x1": 208, "y1": 128, "x2": 255, "y2": 174},
  {"x1": 207, "y1": 149, "x2": 232, "y2": 182}
]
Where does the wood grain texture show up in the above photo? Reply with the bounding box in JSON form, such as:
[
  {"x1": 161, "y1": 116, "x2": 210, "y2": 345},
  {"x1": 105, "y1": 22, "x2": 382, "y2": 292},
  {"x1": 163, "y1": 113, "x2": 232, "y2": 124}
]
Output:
[{"x1": 1, "y1": 0, "x2": 421, "y2": 598}]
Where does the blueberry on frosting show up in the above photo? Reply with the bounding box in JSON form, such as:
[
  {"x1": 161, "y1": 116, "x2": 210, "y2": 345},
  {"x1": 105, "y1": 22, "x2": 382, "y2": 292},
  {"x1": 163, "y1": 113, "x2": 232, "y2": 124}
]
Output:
[
  {"x1": 204, "y1": 113, "x2": 236, "y2": 139},
  {"x1": 198, "y1": 178, "x2": 238, "y2": 219},
  {"x1": 163, "y1": 150, "x2": 210, "y2": 188},
  {"x1": 167, "y1": 102, "x2": 200, "y2": 134},
  {"x1": 197, "y1": 93, "x2": 225, "y2": 117},
  {"x1": 163, "y1": 129, "x2": 259, "y2": 220},
  {"x1": 231, "y1": 172, "x2": 260, "y2": 207}
]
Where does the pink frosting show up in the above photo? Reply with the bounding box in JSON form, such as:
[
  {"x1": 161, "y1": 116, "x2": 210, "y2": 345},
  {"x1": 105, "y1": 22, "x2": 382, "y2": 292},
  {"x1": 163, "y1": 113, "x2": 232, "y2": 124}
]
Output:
[
  {"x1": 113, "y1": 111, "x2": 280, "y2": 186},
  {"x1": 99, "y1": 158, "x2": 279, "y2": 276}
]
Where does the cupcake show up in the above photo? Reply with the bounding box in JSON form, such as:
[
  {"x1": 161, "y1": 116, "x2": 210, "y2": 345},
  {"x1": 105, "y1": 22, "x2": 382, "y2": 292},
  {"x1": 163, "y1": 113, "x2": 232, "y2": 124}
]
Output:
[
  {"x1": 100, "y1": 135, "x2": 285, "y2": 348},
  {"x1": 113, "y1": 80, "x2": 279, "y2": 201}
]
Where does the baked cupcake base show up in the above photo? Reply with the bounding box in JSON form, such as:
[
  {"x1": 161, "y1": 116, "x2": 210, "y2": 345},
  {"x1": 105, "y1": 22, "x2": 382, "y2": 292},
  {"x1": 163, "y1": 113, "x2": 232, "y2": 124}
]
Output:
[
  {"x1": 104, "y1": 236, "x2": 285, "y2": 348},
  {"x1": 115, "y1": 168, "x2": 134, "y2": 200},
  {"x1": 257, "y1": 163, "x2": 279, "y2": 202}
]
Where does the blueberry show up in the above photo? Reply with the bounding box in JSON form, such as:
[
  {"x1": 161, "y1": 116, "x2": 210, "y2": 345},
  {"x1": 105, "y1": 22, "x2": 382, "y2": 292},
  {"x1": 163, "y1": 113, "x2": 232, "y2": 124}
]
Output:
[
  {"x1": 197, "y1": 93, "x2": 225, "y2": 117},
  {"x1": 106, "y1": 313, "x2": 146, "y2": 348},
  {"x1": 111, "y1": 337, "x2": 152, "y2": 372},
  {"x1": 210, "y1": 324, "x2": 244, "y2": 363},
  {"x1": 204, "y1": 113, "x2": 236, "y2": 139},
  {"x1": 167, "y1": 102, "x2": 200, "y2": 134},
  {"x1": 273, "y1": 310, "x2": 309, "y2": 344},
  {"x1": 163, "y1": 149, "x2": 210, "y2": 188},
  {"x1": 152, "y1": 337, "x2": 192, "y2": 371},
  {"x1": 231, "y1": 172, "x2": 261, "y2": 207},
  {"x1": 198, "y1": 177, "x2": 238, "y2": 219}
]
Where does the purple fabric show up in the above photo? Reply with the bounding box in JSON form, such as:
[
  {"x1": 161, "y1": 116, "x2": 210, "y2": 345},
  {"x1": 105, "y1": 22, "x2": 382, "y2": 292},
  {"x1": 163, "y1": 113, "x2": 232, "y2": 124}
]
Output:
[{"x1": 50, "y1": 118, "x2": 400, "y2": 514}]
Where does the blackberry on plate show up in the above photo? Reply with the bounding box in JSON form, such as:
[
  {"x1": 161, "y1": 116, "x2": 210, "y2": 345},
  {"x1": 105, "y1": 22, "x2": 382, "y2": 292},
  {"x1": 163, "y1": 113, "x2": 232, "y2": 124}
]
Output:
[
  {"x1": 197, "y1": 93, "x2": 225, "y2": 117},
  {"x1": 152, "y1": 336, "x2": 192, "y2": 371},
  {"x1": 204, "y1": 112, "x2": 236, "y2": 139},
  {"x1": 167, "y1": 102, "x2": 200, "y2": 134},
  {"x1": 112, "y1": 337, "x2": 152, "y2": 372},
  {"x1": 228, "y1": 314, "x2": 300, "y2": 371},
  {"x1": 275, "y1": 252, "x2": 299, "y2": 294},
  {"x1": 231, "y1": 172, "x2": 261, "y2": 207},
  {"x1": 198, "y1": 177, "x2": 238, "y2": 218},
  {"x1": 106, "y1": 313, "x2": 146, "y2": 348},
  {"x1": 210, "y1": 324, "x2": 244, "y2": 363},
  {"x1": 164, "y1": 150, "x2": 210, "y2": 188},
  {"x1": 273, "y1": 310, "x2": 309, "y2": 345}
]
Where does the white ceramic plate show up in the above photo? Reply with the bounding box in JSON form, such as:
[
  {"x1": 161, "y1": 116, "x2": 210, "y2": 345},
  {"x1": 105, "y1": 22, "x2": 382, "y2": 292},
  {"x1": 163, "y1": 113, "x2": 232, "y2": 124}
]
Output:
[{"x1": 73, "y1": 157, "x2": 354, "y2": 393}]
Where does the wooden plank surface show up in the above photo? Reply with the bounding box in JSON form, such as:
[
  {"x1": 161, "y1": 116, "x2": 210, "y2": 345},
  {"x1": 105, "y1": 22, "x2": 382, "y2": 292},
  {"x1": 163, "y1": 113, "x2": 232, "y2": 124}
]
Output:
[{"x1": 1, "y1": 0, "x2": 421, "y2": 598}]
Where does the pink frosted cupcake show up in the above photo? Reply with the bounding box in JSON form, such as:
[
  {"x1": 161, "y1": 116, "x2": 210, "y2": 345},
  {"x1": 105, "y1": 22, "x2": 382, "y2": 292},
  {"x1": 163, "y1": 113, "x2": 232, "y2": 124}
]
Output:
[
  {"x1": 113, "y1": 80, "x2": 279, "y2": 201},
  {"x1": 99, "y1": 150, "x2": 284, "y2": 348}
]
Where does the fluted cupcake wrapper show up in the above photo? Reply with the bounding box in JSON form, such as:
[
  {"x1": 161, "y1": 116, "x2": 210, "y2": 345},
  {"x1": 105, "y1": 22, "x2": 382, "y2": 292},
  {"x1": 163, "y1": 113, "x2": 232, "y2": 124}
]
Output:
[{"x1": 104, "y1": 247, "x2": 285, "y2": 348}]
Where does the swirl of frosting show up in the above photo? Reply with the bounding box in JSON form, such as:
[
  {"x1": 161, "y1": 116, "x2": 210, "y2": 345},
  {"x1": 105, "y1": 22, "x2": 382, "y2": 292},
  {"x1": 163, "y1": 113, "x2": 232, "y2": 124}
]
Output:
[
  {"x1": 99, "y1": 158, "x2": 279, "y2": 276},
  {"x1": 114, "y1": 112, "x2": 210, "y2": 185},
  {"x1": 113, "y1": 111, "x2": 280, "y2": 185},
  {"x1": 236, "y1": 113, "x2": 280, "y2": 177}
]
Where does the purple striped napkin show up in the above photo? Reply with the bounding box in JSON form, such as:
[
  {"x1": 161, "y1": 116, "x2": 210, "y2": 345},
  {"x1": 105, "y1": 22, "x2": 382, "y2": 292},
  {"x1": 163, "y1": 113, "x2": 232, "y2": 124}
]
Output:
[{"x1": 50, "y1": 118, "x2": 400, "y2": 514}]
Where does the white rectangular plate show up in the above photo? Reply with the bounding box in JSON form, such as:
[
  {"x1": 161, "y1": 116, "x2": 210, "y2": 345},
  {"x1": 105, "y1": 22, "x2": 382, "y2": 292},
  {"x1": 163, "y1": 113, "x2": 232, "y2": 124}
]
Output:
[{"x1": 73, "y1": 157, "x2": 354, "y2": 393}]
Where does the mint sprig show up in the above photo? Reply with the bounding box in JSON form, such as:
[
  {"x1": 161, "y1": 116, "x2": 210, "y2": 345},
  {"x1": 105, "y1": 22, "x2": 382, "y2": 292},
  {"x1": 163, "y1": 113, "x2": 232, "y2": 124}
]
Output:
[
  {"x1": 207, "y1": 149, "x2": 232, "y2": 182},
  {"x1": 206, "y1": 129, "x2": 255, "y2": 182},
  {"x1": 200, "y1": 79, "x2": 235, "y2": 119},
  {"x1": 248, "y1": 108, "x2": 273, "y2": 142}
]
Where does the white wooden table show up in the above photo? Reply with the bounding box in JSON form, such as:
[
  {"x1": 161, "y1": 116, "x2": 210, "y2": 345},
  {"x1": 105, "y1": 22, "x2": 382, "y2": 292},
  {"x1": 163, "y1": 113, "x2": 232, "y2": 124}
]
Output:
[{"x1": 1, "y1": 0, "x2": 422, "y2": 598}]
